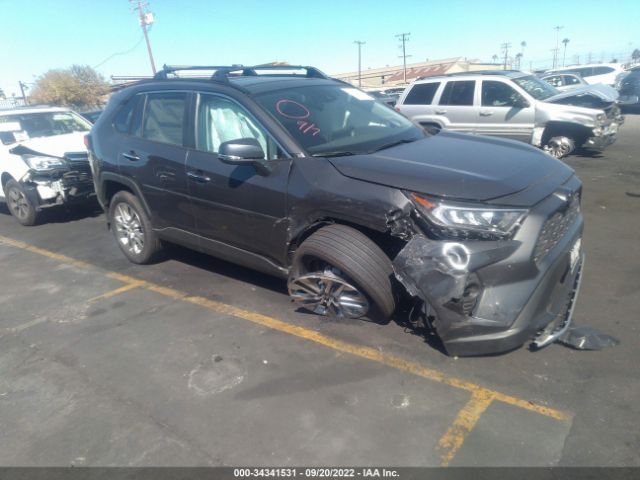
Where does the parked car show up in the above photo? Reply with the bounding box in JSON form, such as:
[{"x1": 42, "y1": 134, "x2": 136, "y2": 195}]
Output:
[
  {"x1": 618, "y1": 66, "x2": 640, "y2": 110},
  {"x1": 366, "y1": 89, "x2": 397, "y2": 106},
  {"x1": 88, "y1": 64, "x2": 585, "y2": 356},
  {"x1": 395, "y1": 70, "x2": 623, "y2": 158},
  {"x1": 80, "y1": 109, "x2": 103, "y2": 123},
  {"x1": 0, "y1": 106, "x2": 94, "y2": 225},
  {"x1": 543, "y1": 63, "x2": 626, "y2": 87},
  {"x1": 541, "y1": 72, "x2": 588, "y2": 91}
]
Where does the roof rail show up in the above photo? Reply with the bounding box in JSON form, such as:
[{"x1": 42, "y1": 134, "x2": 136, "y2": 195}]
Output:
[
  {"x1": 416, "y1": 70, "x2": 523, "y2": 81},
  {"x1": 154, "y1": 64, "x2": 329, "y2": 82}
]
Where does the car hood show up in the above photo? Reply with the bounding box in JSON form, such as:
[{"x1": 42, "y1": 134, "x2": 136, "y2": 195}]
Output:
[
  {"x1": 327, "y1": 131, "x2": 574, "y2": 205},
  {"x1": 8, "y1": 132, "x2": 87, "y2": 158},
  {"x1": 546, "y1": 83, "x2": 619, "y2": 104}
]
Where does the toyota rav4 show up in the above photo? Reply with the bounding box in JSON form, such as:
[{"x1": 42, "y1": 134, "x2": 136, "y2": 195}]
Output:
[{"x1": 88, "y1": 65, "x2": 585, "y2": 356}]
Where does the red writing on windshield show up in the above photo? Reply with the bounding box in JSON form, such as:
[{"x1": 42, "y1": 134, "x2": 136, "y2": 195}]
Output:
[
  {"x1": 276, "y1": 99, "x2": 321, "y2": 136},
  {"x1": 296, "y1": 121, "x2": 321, "y2": 136}
]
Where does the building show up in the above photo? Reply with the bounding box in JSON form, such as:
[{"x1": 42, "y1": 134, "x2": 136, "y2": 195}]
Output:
[{"x1": 333, "y1": 57, "x2": 501, "y2": 88}]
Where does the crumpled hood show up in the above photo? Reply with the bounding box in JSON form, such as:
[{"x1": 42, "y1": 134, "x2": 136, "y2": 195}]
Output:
[
  {"x1": 546, "y1": 83, "x2": 619, "y2": 104},
  {"x1": 9, "y1": 132, "x2": 87, "y2": 158},
  {"x1": 327, "y1": 131, "x2": 574, "y2": 204}
]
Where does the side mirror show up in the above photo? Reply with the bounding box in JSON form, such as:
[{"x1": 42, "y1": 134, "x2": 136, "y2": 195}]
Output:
[{"x1": 218, "y1": 138, "x2": 271, "y2": 175}]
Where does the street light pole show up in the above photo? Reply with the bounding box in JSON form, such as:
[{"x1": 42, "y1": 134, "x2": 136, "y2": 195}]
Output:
[
  {"x1": 354, "y1": 41, "x2": 366, "y2": 87},
  {"x1": 131, "y1": 0, "x2": 157, "y2": 75},
  {"x1": 553, "y1": 26, "x2": 564, "y2": 69}
]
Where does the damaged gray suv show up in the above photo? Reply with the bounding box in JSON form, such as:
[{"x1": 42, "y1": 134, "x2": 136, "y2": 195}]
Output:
[{"x1": 88, "y1": 65, "x2": 584, "y2": 356}]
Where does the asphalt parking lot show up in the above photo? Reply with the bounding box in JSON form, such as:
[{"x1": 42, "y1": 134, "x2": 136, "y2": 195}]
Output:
[{"x1": 1, "y1": 116, "x2": 639, "y2": 467}]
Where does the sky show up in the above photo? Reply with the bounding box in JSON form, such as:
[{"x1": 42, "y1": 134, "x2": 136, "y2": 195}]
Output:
[{"x1": 1, "y1": 0, "x2": 639, "y2": 97}]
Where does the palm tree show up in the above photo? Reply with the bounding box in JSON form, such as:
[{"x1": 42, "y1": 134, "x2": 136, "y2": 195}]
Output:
[
  {"x1": 562, "y1": 38, "x2": 570, "y2": 67},
  {"x1": 632, "y1": 48, "x2": 640, "y2": 63},
  {"x1": 492, "y1": 54, "x2": 499, "y2": 64}
]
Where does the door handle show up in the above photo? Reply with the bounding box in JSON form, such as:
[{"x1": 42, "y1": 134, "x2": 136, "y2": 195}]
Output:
[
  {"x1": 187, "y1": 171, "x2": 211, "y2": 183},
  {"x1": 435, "y1": 110, "x2": 447, "y2": 115},
  {"x1": 480, "y1": 111, "x2": 494, "y2": 116},
  {"x1": 122, "y1": 152, "x2": 140, "y2": 162}
]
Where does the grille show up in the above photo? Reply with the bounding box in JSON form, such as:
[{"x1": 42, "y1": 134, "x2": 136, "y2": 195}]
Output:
[
  {"x1": 533, "y1": 195, "x2": 581, "y2": 264},
  {"x1": 64, "y1": 151, "x2": 92, "y2": 176}
]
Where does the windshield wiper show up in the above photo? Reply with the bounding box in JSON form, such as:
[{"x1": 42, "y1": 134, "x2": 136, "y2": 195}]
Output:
[
  {"x1": 312, "y1": 151, "x2": 357, "y2": 158},
  {"x1": 368, "y1": 138, "x2": 416, "y2": 153}
]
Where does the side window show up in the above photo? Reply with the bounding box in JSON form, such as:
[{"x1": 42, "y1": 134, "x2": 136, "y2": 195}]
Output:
[
  {"x1": 403, "y1": 82, "x2": 440, "y2": 105},
  {"x1": 592, "y1": 66, "x2": 614, "y2": 75},
  {"x1": 197, "y1": 94, "x2": 283, "y2": 161},
  {"x1": 481, "y1": 81, "x2": 526, "y2": 107},
  {"x1": 545, "y1": 76, "x2": 563, "y2": 87},
  {"x1": 564, "y1": 75, "x2": 581, "y2": 86},
  {"x1": 141, "y1": 92, "x2": 187, "y2": 146},
  {"x1": 578, "y1": 67, "x2": 595, "y2": 78},
  {"x1": 113, "y1": 95, "x2": 141, "y2": 134},
  {"x1": 439, "y1": 80, "x2": 475, "y2": 106}
]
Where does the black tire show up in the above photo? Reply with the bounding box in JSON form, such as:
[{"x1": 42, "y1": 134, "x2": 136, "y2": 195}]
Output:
[
  {"x1": 290, "y1": 224, "x2": 396, "y2": 322},
  {"x1": 108, "y1": 191, "x2": 162, "y2": 264},
  {"x1": 4, "y1": 179, "x2": 38, "y2": 226}
]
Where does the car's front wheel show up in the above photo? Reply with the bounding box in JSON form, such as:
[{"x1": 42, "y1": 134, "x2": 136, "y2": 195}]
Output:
[
  {"x1": 288, "y1": 224, "x2": 396, "y2": 323},
  {"x1": 109, "y1": 191, "x2": 162, "y2": 264},
  {"x1": 4, "y1": 179, "x2": 38, "y2": 226},
  {"x1": 543, "y1": 135, "x2": 576, "y2": 159}
]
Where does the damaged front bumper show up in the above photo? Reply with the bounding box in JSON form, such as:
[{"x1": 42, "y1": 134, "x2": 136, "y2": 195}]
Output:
[
  {"x1": 21, "y1": 169, "x2": 94, "y2": 210},
  {"x1": 585, "y1": 121, "x2": 620, "y2": 150},
  {"x1": 393, "y1": 185, "x2": 584, "y2": 356}
]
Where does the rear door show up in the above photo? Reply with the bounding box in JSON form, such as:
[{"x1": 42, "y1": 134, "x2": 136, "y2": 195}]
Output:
[
  {"x1": 117, "y1": 91, "x2": 196, "y2": 233},
  {"x1": 476, "y1": 79, "x2": 535, "y2": 143},
  {"x1": 185, "y1": 92, "x2": 292, "y2": 263},
  {"x1": 396, "y1": 81, "x2": 442, "y2": 127},
  {"x1": 434, "y1": 80, "x2": 477, "y2": 133}
]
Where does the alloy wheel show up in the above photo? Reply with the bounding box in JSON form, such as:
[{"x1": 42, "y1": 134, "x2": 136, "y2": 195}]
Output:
[
  {"x1": 7, "y1": 187, "x2": 31, "y2": 221},
  {"x1": 543, "y1": 136, "x2": 575, "y2": 159},
  {"x1": 113, "y1": 202, "x2": 145, "y2": 255}
]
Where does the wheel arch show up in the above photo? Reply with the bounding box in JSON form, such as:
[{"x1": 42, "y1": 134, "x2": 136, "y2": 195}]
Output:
[
  {"x1": 542, "y1": 121, "x2": 592, "y2": 147},
  {"x1": 99, "y1": 172, "x2": 153, "y2": 220}
]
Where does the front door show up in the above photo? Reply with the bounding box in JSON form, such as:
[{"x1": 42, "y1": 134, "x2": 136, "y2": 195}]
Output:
[
  {"x1": 476, "y1": 80, "x2": 535, "y2": 143},
  {"x1": 186, "y1": 93, "x2": 291, "y2": 265}
]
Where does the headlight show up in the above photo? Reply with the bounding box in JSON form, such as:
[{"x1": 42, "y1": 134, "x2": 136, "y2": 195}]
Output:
[
  {"x1": 24, "y1": 156, "x2": 66, "y2": 171},
  {"x1": 409, "y1": 192, "x2": 527, "y2": 240},
  {"x1": 596, "y1": 113, "x2": 607, "y2": 124}
]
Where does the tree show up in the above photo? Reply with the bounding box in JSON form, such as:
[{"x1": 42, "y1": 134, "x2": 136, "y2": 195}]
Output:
[
  {"x1": 0, "y1": 87, "x2": 5, "y2": 100},
  {"x1": 632, "y1": 49, "x2": 640, "y2": 62},
  {"x1": 515, "y1": 52, "x2": 523, "y2": 69},
  {"x1": 562, "y1": 38, "x2": 570, "y2": 67},
  {"x1": 29, "y1": 65, "x2": 109, "y2": 109},
  {"x1": 492, "y1": 54, "x2": 499, "y2": 63}
]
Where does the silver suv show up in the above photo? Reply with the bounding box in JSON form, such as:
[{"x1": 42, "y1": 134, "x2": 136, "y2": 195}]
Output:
[{"x1": 396, "y1": 70, "x2": 623, "y2": 158}]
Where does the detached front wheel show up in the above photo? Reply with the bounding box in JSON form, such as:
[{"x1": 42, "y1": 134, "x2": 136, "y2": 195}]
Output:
[
  {"x1": 5, "y1": 179, "x2": 38, "y2": 226},
  {"x1": 288, "y1": 224, "x2": 396, "y2": 323},
  {"x1": 543, "y1": 135, "x2": 576, "y2": 159}
]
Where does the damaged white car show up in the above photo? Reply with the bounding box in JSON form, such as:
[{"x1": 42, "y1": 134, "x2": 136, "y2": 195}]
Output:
[{"x1": 0, "y1": 106, "x2": 94, "y2": 225}]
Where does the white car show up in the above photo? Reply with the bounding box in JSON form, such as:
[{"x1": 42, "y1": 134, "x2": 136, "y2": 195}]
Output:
[
  {"x1": 0, "y1": 106, "x2": 94, "y2": 225},
  {"x1": 543, "y1": 63, "x2": 626, "y2": 87}
]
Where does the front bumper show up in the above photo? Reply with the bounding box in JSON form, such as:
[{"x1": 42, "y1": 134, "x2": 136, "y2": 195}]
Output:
[
  {"x1": 393, "y1": 178, "x2": 584, "y2": 356},
  {"x1": 585, "y1": 117, "x2": 622, "y2": 150},
  {"x1": 21, "y1": 171, "x2": 95, "y2": 210}
]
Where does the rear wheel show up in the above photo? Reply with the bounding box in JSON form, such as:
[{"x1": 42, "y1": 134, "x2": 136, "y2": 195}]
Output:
[
  {"x1": 109, "y1": 191, "x2": 162, "y2": 264},
  {"x1": 5, "y1": 179, "x2": 38, "y2": 226},
  {"x1": 288, "y1": 224, "x2": 396, "y2": 323}
]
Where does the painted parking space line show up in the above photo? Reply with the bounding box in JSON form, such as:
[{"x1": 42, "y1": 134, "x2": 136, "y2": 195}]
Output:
[
  {"x1": 87, "y1": 281, "x2": 143, "y2": 303},
  {"x1": 0, "y1": 234, "x2": 573, "y2": 465}
]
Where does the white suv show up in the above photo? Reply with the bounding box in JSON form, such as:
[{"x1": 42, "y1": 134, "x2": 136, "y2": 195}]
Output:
[
  {"x1": 0, "y1": 106, "x2": 94, "y2": 225},
  {"x1": 543, "y1": 63, "x2": 626, "y2": 87}
]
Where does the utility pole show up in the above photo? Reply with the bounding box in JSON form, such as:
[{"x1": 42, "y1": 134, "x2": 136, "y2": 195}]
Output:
[
  {"x1": 552, "y1": 25, "x2": 564, "y2": 68},
  {"x1": 18, "y1": 81, "x2": 28, "y2": 105},
  {"x1": 130, "y1": 0, "x2": 156, "y2": 74},
  {"x1": 354, "y1": 41, "x2": 366, "y2": 87},
  {"x1": 501, "y1": 42, "x2": 511, "y2": 70},
  {"x1": 396, "y1": 33, "x2": 411, "y2": 84}
]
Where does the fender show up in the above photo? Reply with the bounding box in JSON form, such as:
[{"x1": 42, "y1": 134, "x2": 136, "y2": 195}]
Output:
[{"x1": 98, "y1": 171, "x2": 154, "y2": 220}]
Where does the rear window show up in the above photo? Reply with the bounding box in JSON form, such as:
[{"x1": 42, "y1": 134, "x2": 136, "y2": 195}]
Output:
[
  {"x1": 592, "y1": 66, "x2": 615, "y2": 75},
  {"x1": 141, "y1": 92, "x2": 187, "y2": 146},
  {"x1": 403, "y1": 82, "x2": 440, "y2": 105},
  {"x1": 439, "y1": 80, "x2": 475, "y2": 106},
  {"x1": 113, "y1": 95, "x2": 142, "y2": 134}
]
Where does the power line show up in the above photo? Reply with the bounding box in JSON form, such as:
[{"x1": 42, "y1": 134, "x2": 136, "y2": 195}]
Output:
[{"x1": 92, "y1": 35, "x2": 145, "y2": 69}]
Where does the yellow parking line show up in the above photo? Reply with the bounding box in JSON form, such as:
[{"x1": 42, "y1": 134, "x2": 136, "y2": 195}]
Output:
[
  {"x1": 88, "y1": 282, "x2": 143, "y2": 303},
  {"x1": 438, "y1": 390, "x2": 495, "y2": 466},
  {"x1": 0, "y1": 234, "x2": 573, "y2": 465}
]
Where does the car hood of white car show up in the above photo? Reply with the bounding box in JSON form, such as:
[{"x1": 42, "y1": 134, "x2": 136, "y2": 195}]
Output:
[
  {"x1": 547, "y1": 83, "x2": 619, "y2": 103},
  {"x1": 8, "y1": 131, "x2": 88, "y2": 158}
]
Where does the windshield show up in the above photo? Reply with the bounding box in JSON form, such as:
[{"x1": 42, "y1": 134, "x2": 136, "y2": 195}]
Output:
[
  {"x1": 0, "y1": 111, "x2": 91, "y2": 140},
  {"x1": 254, "y1": 84, "x2": 423, "y2": 156},
  {"x1": 513, "y1": 75, "x2": 559, "y2": 100}
]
